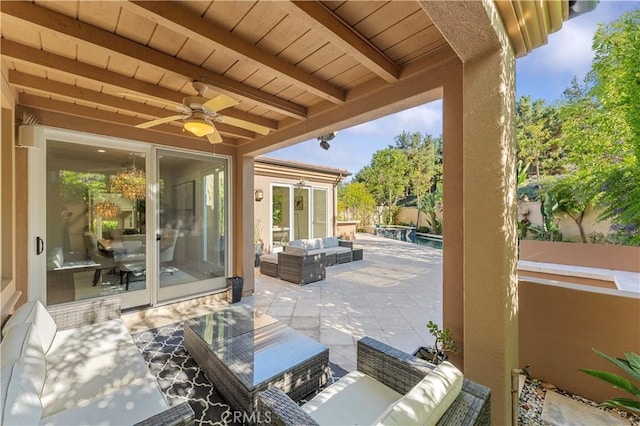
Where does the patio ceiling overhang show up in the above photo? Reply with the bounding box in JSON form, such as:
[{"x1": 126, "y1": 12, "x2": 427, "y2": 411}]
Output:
[{"x1": 1, "y1": 1, "x2": 576, "y2": 155}]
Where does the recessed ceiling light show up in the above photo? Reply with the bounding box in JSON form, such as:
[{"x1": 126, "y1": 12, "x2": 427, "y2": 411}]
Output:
[{"x1": 97, "y1": 149, "x2": 106, "y2": 153}]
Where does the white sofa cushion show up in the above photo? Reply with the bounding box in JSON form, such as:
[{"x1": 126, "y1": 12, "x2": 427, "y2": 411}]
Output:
[
  {"x1": 41, "y1": 319, "x2": 151, "y2": 416},
  {"x1": 1, "y1": 363, "x2": 43, "y2": 425},
  {"x1": 2, "y1": 300, "x2": 57, "y2": 353},
  {"x1": 284, "y1": 246, "x2": 307, "y2": 256},
  {"x1": 303, "y1": 371, "x2": 402, "y2": 425},
  {"x1": 324, "y1": 237, "x2": 340, "y2": 248},
  {"x1": 375, "y1": 361, "x2": 464, "y2": 426},
  {"x1": 1, "y1": 323, "x2": 47, "y2": 394},
  {"x1": 40, "y1": 377, "x2": 169, "y2": 426}
]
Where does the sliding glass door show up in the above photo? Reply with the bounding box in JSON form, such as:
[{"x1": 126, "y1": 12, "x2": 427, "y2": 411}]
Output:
[
  {"x1": 156, "y1": 149, "x2": 228, "y2": 303},
  {"x1": 45, "y1": 140, "x2": 150, "y2": 308},
  {"x1": 32, "y1": 128, "x2": 231, "y2": 309}
]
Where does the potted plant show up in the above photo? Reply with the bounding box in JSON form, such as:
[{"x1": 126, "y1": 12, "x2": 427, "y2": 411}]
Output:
[{"x1": 413, "y1": 321, "x2": 460, "y2": 365}]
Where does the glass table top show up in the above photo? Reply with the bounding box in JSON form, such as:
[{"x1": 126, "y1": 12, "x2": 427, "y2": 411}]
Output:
[{"x1": 185, "y1": 304, "x2": 328, "y2": 389}]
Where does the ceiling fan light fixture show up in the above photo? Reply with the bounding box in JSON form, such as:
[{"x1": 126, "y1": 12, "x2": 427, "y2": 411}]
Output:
[{"x1": 184, "y1": 118, "x2": 214, "y2": 137}]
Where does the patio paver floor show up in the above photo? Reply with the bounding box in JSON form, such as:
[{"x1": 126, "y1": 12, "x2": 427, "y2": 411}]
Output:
[{"x1": 242, "y1": 233, "x2": 443, "y2": 371}]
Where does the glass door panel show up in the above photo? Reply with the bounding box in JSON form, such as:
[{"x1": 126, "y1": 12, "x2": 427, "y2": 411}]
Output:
[
  {"x1": 157, "y1": 149, "x2": 227, "y2": 302},
  {"x1": 293, "y1": 187, "x2": 310, "y2": 240},
  {"x1": 45, "y1": 141, "x2": 148, "y2": 306},
  {"x1": 271, "y1": 185, "x2": 290, "y2": 248},
  {"x1": 313, "y1": 189, "x2": 328, "y2": 238}
]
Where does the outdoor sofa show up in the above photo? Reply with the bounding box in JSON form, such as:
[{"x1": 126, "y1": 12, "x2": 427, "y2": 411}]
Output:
[
  {"x1": 0, "y1": 297, "x2": 194, "y2": 425},
  {"x1": 257, "y1": 336, "x2": 491, "y2": 425},
  {"x1": 260, "y1": 237, "x2": 362, "y2": 285}
]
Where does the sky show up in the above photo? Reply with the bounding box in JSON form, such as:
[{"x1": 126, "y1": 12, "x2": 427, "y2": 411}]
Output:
[{"x1": 269, "y1": 1, "x2": 639, "y2": 179}]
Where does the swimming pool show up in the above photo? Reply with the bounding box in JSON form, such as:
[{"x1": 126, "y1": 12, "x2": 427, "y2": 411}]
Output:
[
  {"x1": 374, "y1": 226, "x2": 443, "y2": 250},
  {"x1": 415, "y1": 235, "x2": 443, "y2": 250}
]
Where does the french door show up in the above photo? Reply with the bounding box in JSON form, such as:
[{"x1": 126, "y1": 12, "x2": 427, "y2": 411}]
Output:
[{"x1": 270, "y1": 184, "x2": 328, "y2": 248}]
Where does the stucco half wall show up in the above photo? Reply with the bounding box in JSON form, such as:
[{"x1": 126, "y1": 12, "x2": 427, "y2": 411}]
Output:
[{"x1": 519, "y1": 278, "x2": 640, "y2": 403}]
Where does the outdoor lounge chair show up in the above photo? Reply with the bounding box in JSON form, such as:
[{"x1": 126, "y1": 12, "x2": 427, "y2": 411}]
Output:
[{"x1": 257, "y1": 337, "x2": 491, "y2": 425}]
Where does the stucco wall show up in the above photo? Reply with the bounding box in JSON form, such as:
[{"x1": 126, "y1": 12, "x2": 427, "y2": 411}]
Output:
[
  {"x1": 518, "y1": 201, "x2": 612, "y2": 243},
  {"x1": 336, "y1": 221, "x2": 358, "y2": 240},
  {"x1": 519, "y1": 279, "x2": 640, "y2": 403},
  {"x1": 520, "y1": 240, "x2": 640, "y2": 272}
]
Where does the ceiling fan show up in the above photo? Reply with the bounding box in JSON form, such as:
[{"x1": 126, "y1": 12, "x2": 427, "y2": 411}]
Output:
[{"x1": 133, "y1": 81, "x2": 270, "y2": 144}]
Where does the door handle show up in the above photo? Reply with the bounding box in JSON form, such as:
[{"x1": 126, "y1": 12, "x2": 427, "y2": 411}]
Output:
[
  {"x1": 156, "y1": 233, "x2": 161, "y2": 241},
  {"x1": 36, "y1": 236, "x2": 44, "y2": 255}
]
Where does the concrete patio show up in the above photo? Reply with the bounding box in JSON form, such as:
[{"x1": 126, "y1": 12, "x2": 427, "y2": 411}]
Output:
[{"x1": 243, "y1": 233, "x2": 443, "y2": 372}]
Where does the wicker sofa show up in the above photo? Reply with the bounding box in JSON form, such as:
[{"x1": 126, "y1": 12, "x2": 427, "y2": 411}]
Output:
[
  {"x1": 286, "y1": 237, "x2": 354, "y2": 265},
  {"x1": 257, "y1": 337, "x2": 491, "y2": 426},
  {"x1": 259, "y1": 237, "x2": 361, "y2": 285},
  {"x1": 0, "y1": 297, "x2": 194, "y2": 426}
]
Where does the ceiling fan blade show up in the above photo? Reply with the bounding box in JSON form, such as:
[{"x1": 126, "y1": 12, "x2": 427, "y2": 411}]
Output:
[
  {"x1": 206, "y1": 127, "x2": 223, "y2": 144},
  {"x1": 220, "y1": 116, "x2": 270, "y2": 135},
  {"x1": 135, "y1": 115, "x2": 188, "y2": 129},
  {"x1": 202, "y1": 94, "x2": 238, "y2": 113}
]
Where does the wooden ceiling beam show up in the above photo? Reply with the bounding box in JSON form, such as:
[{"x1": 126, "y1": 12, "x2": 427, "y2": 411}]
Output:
[
  {"x1": 18, "y1": 94, "x2": 242, "y2": 145},
  {"x1": 10, "y1": 71, "x2": 256, "y2": 140},
  {"x1": 123, "y1": 1, "x2": 346, "y2": 104},
  {"x1": 1, "y1": 1, "x2": 307, "y2": 119},
  {"x1": 1, "y1": 40, "x2": 278, "y2": 131},
  {"x1": 238, "y1": 59, "x2": 452, "y2": 156},
  {"x1": 277, "y1": 1, "x2": 399, "y2": 83},
  {"x1": 18, "y1": 106, "x2": 237, "y2": 155}
]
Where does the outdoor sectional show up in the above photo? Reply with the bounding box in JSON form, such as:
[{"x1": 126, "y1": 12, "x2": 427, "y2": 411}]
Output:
[
  {"x1": 257, "y1": 336, "x2": 491, "y2": 425},
  {"x1": 0, "y1": 297, "x2": 194, "y2": 425},
  {"x1": 260, "y1": 237, "x2": 362, "y2": 285}
]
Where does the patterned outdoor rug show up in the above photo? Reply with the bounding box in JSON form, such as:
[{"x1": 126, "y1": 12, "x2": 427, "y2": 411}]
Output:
[{"x1": 132, "y1": 322, "x2": 347, "y2": 425}]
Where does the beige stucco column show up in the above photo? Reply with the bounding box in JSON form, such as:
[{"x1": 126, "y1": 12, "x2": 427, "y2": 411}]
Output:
[
  {"x1": 233, "y1": 155, "x2": 255, "y2": 295},
  {"x1": 425, "y1": 1, "x2": 518, "y2": 424}
]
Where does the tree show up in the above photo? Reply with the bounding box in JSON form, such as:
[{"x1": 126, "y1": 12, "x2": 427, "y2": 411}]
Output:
[
  {"x1": 550, "y1": 176, "x2": 593, "y2": 243},
  {"x1": 393, "y1": 131, "x2": 442, "y2": 225},
  {"x1": 516, "y1": 96, "x2": 563, "y2": 187},
  {"x1": 589, "y1": 11, "x2": 640, "y2": 244},
  {"x1": 337, "y1": 181, "x2": 376, "y2": 227},
  {"x1": 359, "y1": 148, "x2": 409, "y2": 224},
  {"x1": 559, "y1": 11, "x2": 640, "y2": 244}
]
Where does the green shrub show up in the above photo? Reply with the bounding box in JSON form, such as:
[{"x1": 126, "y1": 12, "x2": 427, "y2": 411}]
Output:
[{"x1": 580, "y1": 349, "x2": 640, "y2": 413}]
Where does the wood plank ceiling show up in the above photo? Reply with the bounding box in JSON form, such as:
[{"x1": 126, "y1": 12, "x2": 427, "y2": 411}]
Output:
[{"x1": 1, "y1": 1, "x2": 456, "y2": 154}]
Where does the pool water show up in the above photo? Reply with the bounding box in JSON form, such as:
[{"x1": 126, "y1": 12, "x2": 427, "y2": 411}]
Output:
[{"x1": 415, "y1": 236, "x2": 443, "y2": 250}]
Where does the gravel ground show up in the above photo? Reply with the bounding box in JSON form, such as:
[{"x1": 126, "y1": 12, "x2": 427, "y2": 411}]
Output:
[{"x1": 519, "y1": 377, "x2": 640, "y2": 425}]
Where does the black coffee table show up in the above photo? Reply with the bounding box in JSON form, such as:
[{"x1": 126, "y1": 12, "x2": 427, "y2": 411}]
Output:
[{"x1": 184, "y1": 305, "x2": 329, "y2": 414}]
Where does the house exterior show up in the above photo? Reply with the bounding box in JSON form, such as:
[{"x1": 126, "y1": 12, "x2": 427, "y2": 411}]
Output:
[
  {"x1": 0, "y1": 2, "x2": 597, "y2": 423},
  {"x1": 254, "y1": 156, "x2": 350, "y2": 254}
]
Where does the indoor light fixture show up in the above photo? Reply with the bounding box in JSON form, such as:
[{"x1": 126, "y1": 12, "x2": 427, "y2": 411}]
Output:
[
  {"x1": 93, "y1": 200, "x2": 120, "y2": 219},
  {"x1": 317, "y1": 132, "x2": 337, "y2": 150},
  {"x1": 110, "y1": 155, "x2": 146, "y2": 200},
  {"x1": 255, "y1": 189, "x2": 264, "y2": 202},
  {"x1": 184, "y1": 117, "x2": 214, "y2": 137}
]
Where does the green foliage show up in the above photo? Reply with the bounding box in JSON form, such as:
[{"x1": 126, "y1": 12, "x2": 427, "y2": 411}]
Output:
[
  {"x1": 558, "y1": 11, "x2": 640, "y2": 245},
  {"x1": 419, "y1": 183, "x2": 443, "y2": 235},
  {"x1": 337, "y1": 181, "x2": 376, "y2": 226},
  {"x1": 60, "y1": 171, "x2": 107, "y2": 202},
  {"x1": 358, "y1": 147, "x2": 409, "y2": 225},
  {"x1": 580, "y1": 350, "x2": 640, "y2": 413},
  {"x1": 426, "y1": 321, "x2": 459, "y2": 364},
  {"x1": 516, "y1": 96, "x2": 563, "y2": 182},
  {"x1": 549, "y1": 176, "x2": 594, "y2": 243}
]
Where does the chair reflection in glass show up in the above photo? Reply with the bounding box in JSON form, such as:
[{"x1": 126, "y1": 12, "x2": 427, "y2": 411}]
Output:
[
  {"x1": 159, "y1": 228, "x2": 179, "y2": 275},
  {"x1": 84, "y1": 232, "x2": 118, "y2": 286}
]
